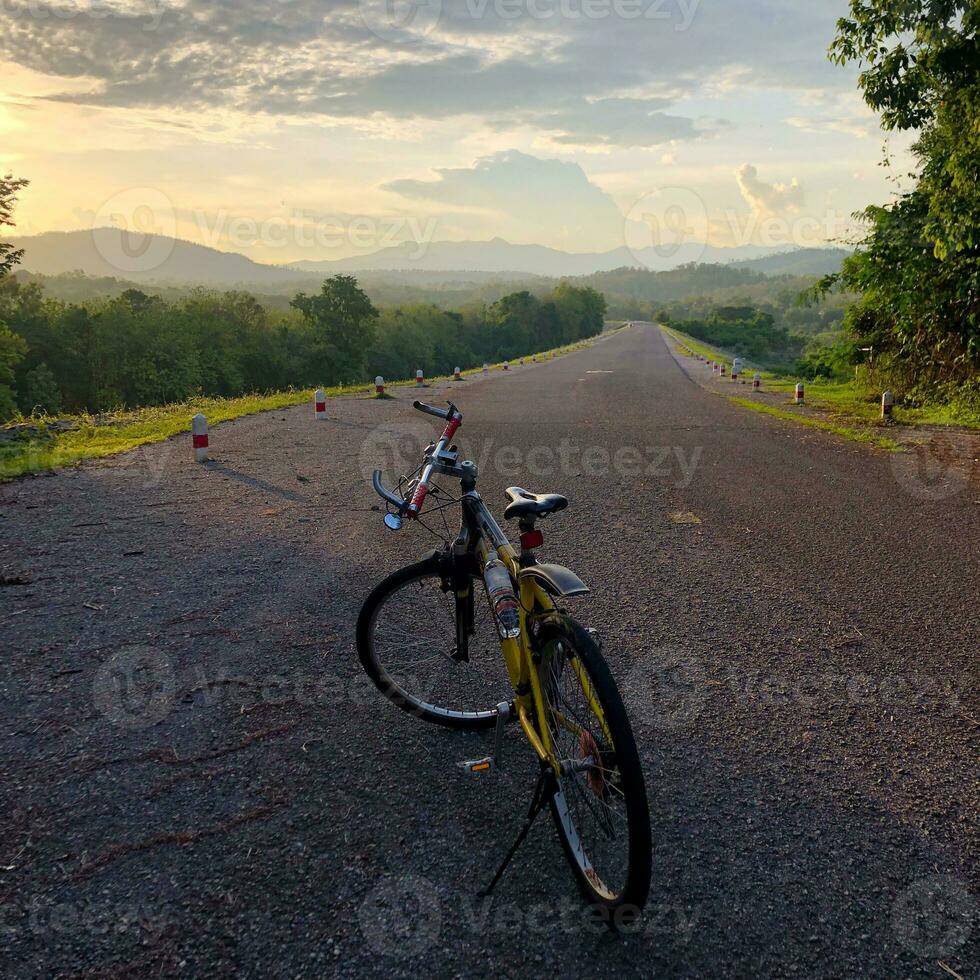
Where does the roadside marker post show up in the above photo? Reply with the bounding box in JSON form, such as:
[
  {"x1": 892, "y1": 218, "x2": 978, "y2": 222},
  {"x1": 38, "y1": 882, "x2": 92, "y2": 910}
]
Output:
[
  {"x1": 753, "y1": 373, "x2": 761, "y2": 390},
  {"x1": 732, "y1": 358, "x2": 742, "y2": 381},
  {"x1": 720, "y1": 365, "x2": 727, "y2": 377},
  {"x1": 192, "y1": 414, "x2": 209, "y2": 463},
  {"x1": 503, "y1": 361, "x2": 509, "y2": 371},
  {"x1": 314, "y1": 389, "x2": 327, "y2": 420},
  {"x1": 416, "y1": 369, "x2": 424, "y2": 387},
  {"x1": 454, "y1": 366, "x2": 462, "y2": 380},
  {"x1": 881, "y1": 390, "x2": 894, "y2": 419},
  {"x1": 795, "y1": 382, "x2": 805, "y2": 404},
  {"x1": 375, "y1": 376, "x2": 385, "y2": 396},
  {"x1": 483, "y1": 363, "x2": 489, "y2": 376}
]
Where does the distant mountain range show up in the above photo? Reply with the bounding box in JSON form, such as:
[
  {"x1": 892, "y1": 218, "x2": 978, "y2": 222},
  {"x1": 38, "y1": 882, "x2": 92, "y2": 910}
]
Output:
[
  {"x1": 8, "y1": 229, "x2": 308, "y2": 285},
  {"x1": 9, "y1": 229, "x2": 848, "y2": 285}
]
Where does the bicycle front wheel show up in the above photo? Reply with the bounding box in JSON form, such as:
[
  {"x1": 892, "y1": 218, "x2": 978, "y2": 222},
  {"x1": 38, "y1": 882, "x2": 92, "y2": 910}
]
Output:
[
  {"x1": 356, "y1": 557, "x2": 512, "y2": 729},
  {"x1": 539, "y1": 615, "x2": 652, "y2": 924}
]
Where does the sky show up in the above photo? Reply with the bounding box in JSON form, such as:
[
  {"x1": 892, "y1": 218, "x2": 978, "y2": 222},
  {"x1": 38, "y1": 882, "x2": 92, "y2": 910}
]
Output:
[{"x1": 0, "y1": 0, "x2": 918, "y2": 264}]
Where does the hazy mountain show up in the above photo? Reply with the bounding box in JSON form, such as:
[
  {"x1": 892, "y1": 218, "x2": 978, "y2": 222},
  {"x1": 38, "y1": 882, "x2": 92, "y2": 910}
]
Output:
[
  {"x1": 288, "y1": 237, "x2": 796, "y2": 277},
  {"x1": 10, "y1": 230, "x2": 848, "y2": 285},
  {"x1": 732, "y1": 248, "x2": 850, "y2": 277},
  {"x1": 8, "y1": 229, "x2": 308, "y2": 285}
]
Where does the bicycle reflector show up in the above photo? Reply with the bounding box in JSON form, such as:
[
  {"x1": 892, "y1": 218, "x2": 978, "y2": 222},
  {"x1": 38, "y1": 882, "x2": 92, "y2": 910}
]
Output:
[{"x1": 520, "y1": 529, "x2": 544, "y2": 551}]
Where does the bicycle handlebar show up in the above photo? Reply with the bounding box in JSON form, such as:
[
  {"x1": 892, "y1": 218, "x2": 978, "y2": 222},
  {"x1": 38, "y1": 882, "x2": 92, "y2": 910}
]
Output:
[
  {"x1": 413, "y1": 400, "x2": 451, "y2": 420},
  {"x1": 372, "y1": 402, "x2": 464, "y2": 518}
]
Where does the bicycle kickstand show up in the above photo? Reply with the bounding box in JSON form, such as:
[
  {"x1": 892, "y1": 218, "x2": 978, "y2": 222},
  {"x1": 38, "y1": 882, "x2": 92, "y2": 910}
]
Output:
[{"x1": 479, "y1": 766, "x2": 557, "y2": 898}]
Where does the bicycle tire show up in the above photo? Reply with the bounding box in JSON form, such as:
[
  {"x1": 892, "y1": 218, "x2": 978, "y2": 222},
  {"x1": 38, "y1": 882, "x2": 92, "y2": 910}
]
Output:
[
  {"x1": 537, "y1": 614, "x2": 652, "y2": 925},
  {"x1": 356, "y1": 557, "x2": 506, "y2": 730}
]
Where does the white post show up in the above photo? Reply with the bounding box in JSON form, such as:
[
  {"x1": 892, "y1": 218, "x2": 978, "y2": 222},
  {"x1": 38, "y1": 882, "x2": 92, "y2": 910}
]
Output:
[
  {"x1": 192, "y1": 413, "x2": 209, "y2": 463},
  {"x1": 314, "y1": 388, "x2": 327, "y2": 420},
  {"x1": 881, "y1": 390, "x2": 894, "y2": 418},
  {"x1": 720, "y1": 364, "x2": 727, "y2": 377},
  {"x1": 375, "y1": 376, "x2": 385, "y2": 396},
  {"x1": 416, "y1": 369, "x2": 424, "y2": 387},
  {"x1": 795, "y1": 382, "x2": 805, "y2": 404},
  {"x1": 482, "y1": 363, "x2": 489, "y2": 376},
  {"x1": 454, "y1": 366, "x2": 461, "y2": 380}
]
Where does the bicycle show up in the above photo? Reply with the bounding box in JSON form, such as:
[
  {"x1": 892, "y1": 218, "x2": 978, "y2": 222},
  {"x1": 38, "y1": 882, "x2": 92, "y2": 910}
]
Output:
[{"x1": 357, "y1": 400, "x2": 652, "y2": 923}]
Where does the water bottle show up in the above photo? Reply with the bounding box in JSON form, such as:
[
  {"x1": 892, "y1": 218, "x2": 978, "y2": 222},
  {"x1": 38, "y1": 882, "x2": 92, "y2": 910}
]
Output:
[{"x1": 483, "y1": 558, "x2": 521, "y2": 639}]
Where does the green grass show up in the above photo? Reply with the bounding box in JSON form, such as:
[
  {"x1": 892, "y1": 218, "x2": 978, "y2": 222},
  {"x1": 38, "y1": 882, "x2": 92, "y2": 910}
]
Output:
[
  {"x1": 662, "y1": 323, "x2": 980, "y2": 431},
  {"x1": 728, "y1": 397, "x2": 902, "y2": 451},
  {"x1": 0, "y1": 328, "x2": 623, "y2": 481}
]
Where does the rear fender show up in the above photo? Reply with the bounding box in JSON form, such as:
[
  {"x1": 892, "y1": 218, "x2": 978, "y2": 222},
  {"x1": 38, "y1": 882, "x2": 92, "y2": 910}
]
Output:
[{"x1": 517, "y1": 562, "x2": 590, "y2": 598}]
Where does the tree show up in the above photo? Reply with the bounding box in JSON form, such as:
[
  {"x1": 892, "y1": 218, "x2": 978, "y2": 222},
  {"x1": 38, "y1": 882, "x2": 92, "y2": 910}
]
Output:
[
  {"x1": 824, "y1": 2, "x2": 980, "y2": 388},
  {"x1": 0, "y1": 324, "x2": 27, "y2": 421},
  {"x1": 291, "y1": 276, "x2": 379, "y2": 382},
  {"x1": 0, "y1": 173, "x2": 29, "y2": 277}
]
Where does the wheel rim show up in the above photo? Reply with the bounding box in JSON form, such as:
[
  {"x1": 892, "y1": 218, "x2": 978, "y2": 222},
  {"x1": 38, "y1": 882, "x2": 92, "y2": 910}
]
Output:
[
  {"x1": 545, "y1": 640, "x2": 632, "y2": 901},
  {"x1": 367, "y1": 571, "x2": 510, "y2": 723}
]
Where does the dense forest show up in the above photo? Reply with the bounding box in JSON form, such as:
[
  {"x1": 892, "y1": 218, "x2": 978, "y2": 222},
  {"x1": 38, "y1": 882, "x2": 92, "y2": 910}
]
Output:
[{"x1": 0, "y1": 253, "x2": 606, "y2": 420}]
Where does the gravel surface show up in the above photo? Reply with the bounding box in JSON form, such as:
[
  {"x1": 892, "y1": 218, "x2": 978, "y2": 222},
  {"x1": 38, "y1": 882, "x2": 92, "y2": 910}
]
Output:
[{"x1": 1, "y1": 323, "x2": 977, "y2": 978}]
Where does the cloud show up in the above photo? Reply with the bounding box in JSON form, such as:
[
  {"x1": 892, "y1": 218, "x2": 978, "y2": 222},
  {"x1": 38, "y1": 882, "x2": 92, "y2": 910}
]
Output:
[
  {"x1": 736, "y1": 164, "x2": 804, "y2": 216},
  {"x1": 534, "y1": 98, "x2": 699, "y2": 148},
  {"x1": 384, "y1": 150, "x2": 625, "y2": 250},
  {"x1": 0, "y1": 0, "x2": 860, "y2": 136}
]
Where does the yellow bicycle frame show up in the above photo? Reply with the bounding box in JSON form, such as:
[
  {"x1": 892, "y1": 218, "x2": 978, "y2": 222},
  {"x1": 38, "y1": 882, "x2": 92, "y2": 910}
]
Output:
[{"x1": 474, "y1": 537, "x2": 607, "y2": 776}]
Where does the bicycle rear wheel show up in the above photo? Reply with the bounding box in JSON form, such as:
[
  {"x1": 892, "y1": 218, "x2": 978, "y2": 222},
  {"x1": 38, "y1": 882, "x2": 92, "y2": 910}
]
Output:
[
  {"x1": 356, "y1": 556, "x2": 511, "y2": 729},
  {"x1": 538, "y1": 615, "x2": 652, "y2": 925}
]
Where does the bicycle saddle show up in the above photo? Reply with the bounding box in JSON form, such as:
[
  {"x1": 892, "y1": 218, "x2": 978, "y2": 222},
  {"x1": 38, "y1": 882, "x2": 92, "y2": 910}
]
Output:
[{"x1": 503, "y1": 487, "x2": 569, "y2": 521}]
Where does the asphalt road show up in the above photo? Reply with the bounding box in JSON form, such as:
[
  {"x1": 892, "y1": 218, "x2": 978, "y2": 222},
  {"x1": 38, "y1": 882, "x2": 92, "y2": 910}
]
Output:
[{"x1": 1, "y1": 323, "x2": 977, "y2": 978}]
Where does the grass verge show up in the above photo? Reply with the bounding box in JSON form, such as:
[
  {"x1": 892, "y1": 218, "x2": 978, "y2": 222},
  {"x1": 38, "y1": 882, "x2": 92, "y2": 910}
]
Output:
[
  {"x1": 729, "y1": 397, "x2": 902, "y2": 451},
  {"x1": 1, "y1": 327, "x2": 623, "y2": 481},
  {"x1": 662, "y1": 324, "x2": 980, "y2": 431}
]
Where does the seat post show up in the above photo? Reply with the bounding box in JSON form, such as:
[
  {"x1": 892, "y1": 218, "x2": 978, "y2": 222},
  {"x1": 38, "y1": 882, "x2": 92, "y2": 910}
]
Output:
[{"x1": 518, "y1": 515, "x2": 538, "y2": 568}]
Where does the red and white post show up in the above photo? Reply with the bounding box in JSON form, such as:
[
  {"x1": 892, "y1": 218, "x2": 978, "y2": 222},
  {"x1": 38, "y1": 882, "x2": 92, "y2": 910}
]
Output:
[
  {"x1": 881, "y1": 390, "x2": 894, "y2": 419},
  {"x1": 753, "y1": 373, "x2": 761, "y2": 390},
  {"x1": 375, "y1": 376, "x2": 385, "y2": 396},
  {"x1": 503, "y1": 361, "x2": 509, "y2": 371},
  {"x1": 795, "y1": 382, "x2": 805, "y2": 404},
  {"x1": 314, "y1": 388, "x2": 327, "y2": 420},
  {"x1": 416, "y1": 369, "x2": 424, "y2": 387},
  {"x1": 192, "y1": 413, "x2": 209, "y2": 463},
  {"x1": 720, "y1": 364, "x2": 727, "y2": 377},
  {"x1": 454, "y1": 366, "x2": 461, "y2": 380}
]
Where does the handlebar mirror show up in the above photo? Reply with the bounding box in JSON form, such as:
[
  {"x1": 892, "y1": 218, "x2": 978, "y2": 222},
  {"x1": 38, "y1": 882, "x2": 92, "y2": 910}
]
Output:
[{"x1": 383, "y1": 513, "x2": 403, "y2": 531}]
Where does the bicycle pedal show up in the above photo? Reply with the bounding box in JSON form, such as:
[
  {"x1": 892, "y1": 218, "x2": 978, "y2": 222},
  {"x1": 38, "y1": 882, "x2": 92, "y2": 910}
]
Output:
[{"x1": 458, "y1": 757, "x2": 495, "y2": 776}]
